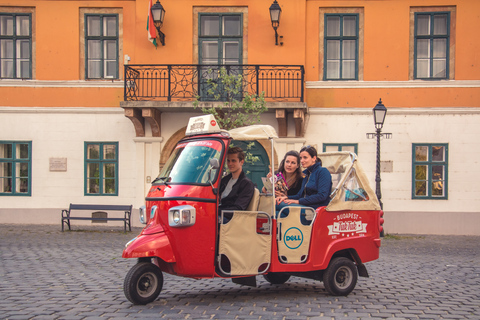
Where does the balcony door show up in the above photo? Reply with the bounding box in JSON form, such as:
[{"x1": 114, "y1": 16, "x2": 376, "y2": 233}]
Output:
[{"x1": 198, "y1": 13, "x2": 243, "y2": 100}]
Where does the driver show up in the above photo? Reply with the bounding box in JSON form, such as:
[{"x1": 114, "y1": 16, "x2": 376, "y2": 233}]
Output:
[{"x1": 218, "y1": 146, "x2": 255, "y2": 222}]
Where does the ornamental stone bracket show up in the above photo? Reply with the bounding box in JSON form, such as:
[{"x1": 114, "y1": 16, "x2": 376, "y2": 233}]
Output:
[
  {"x1": 123, "y1": 107, "x2": 161, "y2": 137},
  {"x1": 275, "y1": 108, "x2": 306, "y2": 137}
]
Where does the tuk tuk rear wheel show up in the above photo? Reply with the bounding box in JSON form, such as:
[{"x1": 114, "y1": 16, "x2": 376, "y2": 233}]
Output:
[
  {"x1": 263, "y1": 272, "x2": 291, "y2": 285},
  {"x1": 124, "y1": 262, "x2": 163, "y2": 305},
  {"x1": 323, "y1": 257, "x2": 357, "y2": 296}
]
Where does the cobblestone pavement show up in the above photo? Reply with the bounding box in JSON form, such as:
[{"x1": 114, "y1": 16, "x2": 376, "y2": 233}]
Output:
[{"x1": 0, "y1": 223, "x2": 479, "y2": 320}]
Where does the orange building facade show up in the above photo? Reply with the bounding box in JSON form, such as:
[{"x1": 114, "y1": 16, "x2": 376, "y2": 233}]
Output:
[{"x1": 1, "y1": 0, "x2": 479, "y2": 234}]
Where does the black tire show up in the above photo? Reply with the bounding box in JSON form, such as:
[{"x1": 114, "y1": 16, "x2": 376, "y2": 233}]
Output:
[
  {"x1": 124, "y1": 262, "x2": 163, "y2": 305},
  {"x1": 263, "y1": 272, "x2": 291, "y2": 285},
  {"x1": 323, "y1": 257, "x2": 358, "y2": 296}
]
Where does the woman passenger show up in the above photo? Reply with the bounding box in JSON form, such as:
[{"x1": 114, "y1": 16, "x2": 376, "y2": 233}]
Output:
[
  {"x1": 262, "y1": 150, "x2": 303, "y2": 197},
  {"x1": 276, "y1": 145, "x2": 332, "y2": 215}
]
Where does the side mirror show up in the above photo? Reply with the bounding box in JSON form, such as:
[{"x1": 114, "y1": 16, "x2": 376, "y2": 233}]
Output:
[{"x1": 210, "y1": 158, "x2": 220, "y2": 169}]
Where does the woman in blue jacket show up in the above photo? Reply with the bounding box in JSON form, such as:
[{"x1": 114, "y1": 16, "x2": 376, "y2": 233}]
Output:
[{"x1": 276, "y1": 145, "x2": 332, "y2": 221}]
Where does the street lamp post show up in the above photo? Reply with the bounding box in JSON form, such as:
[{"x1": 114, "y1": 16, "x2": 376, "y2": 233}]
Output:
[{"x1": 367, "y1": 99, "x2": 391, "y2": 236}]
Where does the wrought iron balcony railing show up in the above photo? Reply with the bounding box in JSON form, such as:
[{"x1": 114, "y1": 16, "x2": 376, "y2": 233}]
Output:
[{"x1": 124, "y1": 64, "x2": 304, "y2": 102}]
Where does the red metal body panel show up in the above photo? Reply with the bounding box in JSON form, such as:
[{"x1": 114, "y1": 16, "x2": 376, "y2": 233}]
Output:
[
  {"x1": 269, "y1": 207, "x2": 381, "y2": 272},
  {"x1": 122, "y1": 232, "x2": 175, "y2": 262}
]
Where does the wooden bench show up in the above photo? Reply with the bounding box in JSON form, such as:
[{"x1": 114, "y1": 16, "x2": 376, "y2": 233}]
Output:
[{"x1": 61, "y1": 204, "x2": 133, "y2": 232}]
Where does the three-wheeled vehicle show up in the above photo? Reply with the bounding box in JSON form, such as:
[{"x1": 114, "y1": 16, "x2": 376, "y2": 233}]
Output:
[{"x1": 123, "y1": 115, "x2": 384, "y2": 305}]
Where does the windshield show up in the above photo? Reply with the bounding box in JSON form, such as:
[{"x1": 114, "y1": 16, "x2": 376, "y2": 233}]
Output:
[{"x1": 156, "y1": 140, "x2": 223, "y2": 184}]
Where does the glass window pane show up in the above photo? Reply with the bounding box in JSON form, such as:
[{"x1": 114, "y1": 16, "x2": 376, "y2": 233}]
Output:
[
  {"x1": 202, "y1": 41, "x2": 218, "y2": 60},
  {"x1": 201, "y1": 16, "x2": 220, "y2": 36},
  {"x1": 16, "y1": 16, "x2": 30, "y2": 36},
  {"x1": 342, "y1": 146, "x2": 356, "y2": 153},
  {"x1": 104, "y1": 179, "x2": 116, "y2": 194},
  {"x1": 223, "y1": 16, "x2": 241, "y2": 36},
  {"x1": 88, "y1": 40, "x2": 102, "y2": 59},
  {"x1": 87, "y1": 145, "x2": 100, "y2": 159},
  {"x1": 342, "y1": 60, "x2": 355, "y2": 79},
  {"x1": 104, "y1": 16, "x2": 117, "y2": 37},
  {"x1": 17, "y1": 40, "x2": 30, "y2": 59},
  {"x1": 343, "y1": 40, "x2": 356, "y2": 59},
  {"x1": 0, "y1": 143, "x2": 13, "y2": 158},
  {"x1": 1, "y1": 177, "x2": 13, "y2": 193},
  {"x1": 88, "y1": 61, "x2": 102, "y2": 78},
  {"x1": 326, "y1": 61, "x2": 340, "y2": 79},
  {"x1": 19, "y1": 60, "x2": 30, "y2": 78},
  {"x1": 343, "y1": 16, "x2": 356, "y2": 37},
  {"x1": 87, "y1": 178, "x2": 100, "y2": 194},
  {"x1": 17, "y1": 162, "x2": 28, "y2": 177},
  {"x1": 434, "y1": 14, "x2": 448, "y2": 35},
  {"x1": 326, "y1": 40, "x2": 340, "y2": 59},
  {"x1": 87, "y1": 16, "x2": 101, "y2": 36},
  {"x1": 16, "y1": 144, "x2": 29, "y2": 159},
  {"x1": 433, "y1": 39, "x2": 446, "y2": 58},
  {"x1": 417, "y1": 39, "x2": 430, "y2": 58},
  {"x1": 16, "y1": 177, "x2": 28, "y2": 193},
  {"x1": 432, "y1": 146, "x2": 445, "y2": 161},
  {"x1": 416, "y1": 59, "x2": 429, "y2": 78},
  {"x1": 105, "y1": 61, "x2": 116, "y2": 78},
  {"x1": 415, "y1": 181, "x2": 427, "y2": 196},
  {"x1": 0, "y1": 162, "x2": 12, "y2": 176},
  {"x1": 87, "y1": 163, "x2": 99, "y2": 178},
  {"x1": 415, "y1": 165, "x2": 427, "y2": 180},
  {"x1": 104, "y1": 40, "x2": 116, "y2": 59},
  {"x1": 432, "y1": 59, "x2": 446, "y2": 78},
  {"x1": 324, "y1": 145, "x2": 339, "y2": 152},
  {"x1": 104, "y1": 145, "x2": 117, "y2": 159},
  {"x1": 223, "y1": 42, "x2": 239, "y2": 60},
  {"x1": 104, "y1": 163, "x2": 115, "y2": 178},
  {"x1": 417, "y1": 15, "x2": 430, "y2": 35},
  {"x1": 0, "y1": 16, "x2": 14, "y2": 36},
  {"x1": 1, "y1": 59, "x2": 14, "y2": 78},
  {"x1": 326, "y1": 16, "x2": 340, "y2": 37},
  {"x1": 415, "y1": 146, "x2": 428, "y2": 161},
  {"x1": 1, "y1": 39, "x2": 14, "y2": 58}
]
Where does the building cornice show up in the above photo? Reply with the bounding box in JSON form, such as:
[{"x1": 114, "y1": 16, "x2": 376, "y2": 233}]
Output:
[
  {"x1": 0, "y1": 80, "x2": 123, "y2": 88},
  {"x1": 308, "y1": 107, "x2": 480, "y2": 115},
  {"x1": 0, "y1": 107, "x2": 124, "y2": 114},
  {"x1": 306, "y1": 80, "x2": 480, "y2": 89}
]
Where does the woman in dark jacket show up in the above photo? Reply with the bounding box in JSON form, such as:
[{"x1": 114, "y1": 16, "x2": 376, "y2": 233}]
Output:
[{"x1": 276, "y1": 145, "x2": 332, "y2": 218}]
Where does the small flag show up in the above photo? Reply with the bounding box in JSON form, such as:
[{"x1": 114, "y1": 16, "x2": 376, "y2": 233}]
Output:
[{"x1": 147, "y1": 0, "x2": 157, "y2": 47}]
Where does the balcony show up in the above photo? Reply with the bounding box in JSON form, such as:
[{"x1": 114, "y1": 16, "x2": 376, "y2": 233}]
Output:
[
  {"x1": 124, "y1": 64, "x2": 304, "y2": 102},
  {"x1": 121, "y1": 64, "x2": 306, "y2": 138}
]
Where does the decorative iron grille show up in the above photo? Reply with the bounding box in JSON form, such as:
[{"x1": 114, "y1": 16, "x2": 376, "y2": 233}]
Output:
[{"x1": 124, "y1": 64, "x2": 304, "y2": 102}]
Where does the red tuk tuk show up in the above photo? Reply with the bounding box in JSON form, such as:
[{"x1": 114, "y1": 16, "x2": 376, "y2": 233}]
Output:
[{"x1": 122, "y1": 115, "x2": 384, "y2": 305}]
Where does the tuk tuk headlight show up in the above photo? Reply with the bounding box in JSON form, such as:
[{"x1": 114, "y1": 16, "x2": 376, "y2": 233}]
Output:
[
  {"x1": 139, "y1": 205, "x2": 147, "y2": 224},
  {"x1": 168, "y1": 205, "x2": 196, "y2": 227}
]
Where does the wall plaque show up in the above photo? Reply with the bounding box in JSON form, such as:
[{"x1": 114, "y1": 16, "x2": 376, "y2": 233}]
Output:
[{"x1": 49, "y1": 158, "x2": 67, "y2": 172}]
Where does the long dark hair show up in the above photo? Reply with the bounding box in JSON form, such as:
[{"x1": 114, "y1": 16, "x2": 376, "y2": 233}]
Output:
[
  {"x1": 300, "y1": 145, "x2": 322, "y2": 166},
  {"x1": 277, "y1": 150, "x2": 302, "y2": 187}
]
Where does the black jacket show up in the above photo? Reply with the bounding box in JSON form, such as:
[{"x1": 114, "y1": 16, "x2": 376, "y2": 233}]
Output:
[{"x1": 218, "y1": 170, "x2": 254, "y2": 212}]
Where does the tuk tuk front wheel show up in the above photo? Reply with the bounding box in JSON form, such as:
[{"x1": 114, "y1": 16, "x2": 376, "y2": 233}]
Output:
[
  {"x1": 124, "y1": 262, "x2": 163, "y2": 305},
  {"x1": 323, "y1": 257, "x2": 358, "y2": 296}
]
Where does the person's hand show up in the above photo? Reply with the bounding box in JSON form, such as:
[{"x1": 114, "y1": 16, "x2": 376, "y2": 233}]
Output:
[
  {"x1": 276, "y1": 196, "x2": 287, "y2": 205},
  {"x1": 266, "y1": 172, "x2": 272, "y2": 179},
  {"x1": 283, "y1": 199, "x2": 300, "y2": 205}
]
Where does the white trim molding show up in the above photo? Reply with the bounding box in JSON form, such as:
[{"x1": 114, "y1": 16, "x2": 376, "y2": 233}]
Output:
[
  {"x1": 306, "y1": 80, "x2": 480, "y2": 89},
  {"x1": 308, "y1": 107, "x2": 480, "y2": 116},
  {"x1": 0, "y1": 80, "x2": 123, "y2": 88},
  {"x1": 0, "y1": 107, "x2": 125, "y2": 114}
]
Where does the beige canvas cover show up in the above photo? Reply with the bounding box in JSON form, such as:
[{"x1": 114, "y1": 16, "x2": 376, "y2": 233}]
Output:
[
  {"x1": 277, "y1": 206, "x2": 315, "y2": 263},
  {"x1": 228, "y1": 125, "x2": 278, "y2": 141},
  {"x1": 318, "y1": 152, "x2": 381, "y2": 211},
  {"x1": 218, "y1": 211, "x2": 271, "y2": 276}
]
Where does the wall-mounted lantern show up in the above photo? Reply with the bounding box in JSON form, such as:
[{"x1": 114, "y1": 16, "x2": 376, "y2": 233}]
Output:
[
  {"x1": 151, "y1": 0, "x2": 166, "y2": 46},
  {"x1": 269, "y1": 0, "x2": 282, "y2": 45}
]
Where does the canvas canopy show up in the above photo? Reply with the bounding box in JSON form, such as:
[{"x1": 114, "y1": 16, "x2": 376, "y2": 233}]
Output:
[
  {"x1": 227, "y1": 125, "x2": 278, "y2": 141},
  {"x1": 319, "y1": 152, "x2": 381, "y2": 211}
]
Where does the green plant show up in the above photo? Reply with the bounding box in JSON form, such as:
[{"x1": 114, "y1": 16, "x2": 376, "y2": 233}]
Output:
[{"x1": 193, "y1": 67, "x2": 267, "y2": 131}]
